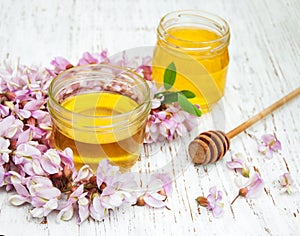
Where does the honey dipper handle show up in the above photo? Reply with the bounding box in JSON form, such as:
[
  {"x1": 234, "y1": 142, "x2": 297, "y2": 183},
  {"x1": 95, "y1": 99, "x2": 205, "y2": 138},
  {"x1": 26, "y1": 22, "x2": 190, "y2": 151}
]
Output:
[{"x1": 226, "y1": 87, "x2": 300, "y2": 139}]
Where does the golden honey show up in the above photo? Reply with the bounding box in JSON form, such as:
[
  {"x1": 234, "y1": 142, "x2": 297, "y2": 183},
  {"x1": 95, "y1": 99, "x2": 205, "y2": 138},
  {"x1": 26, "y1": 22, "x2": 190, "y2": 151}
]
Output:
[
  {"x1": 52, "y1": 92, "x2": 146, "y2": 170},
  {"x1": 48, "y1": 64, "x2": 150, "y2": 171},
  {"x1": 153, "y1": 10, "x2": 230, "y2": 112}
]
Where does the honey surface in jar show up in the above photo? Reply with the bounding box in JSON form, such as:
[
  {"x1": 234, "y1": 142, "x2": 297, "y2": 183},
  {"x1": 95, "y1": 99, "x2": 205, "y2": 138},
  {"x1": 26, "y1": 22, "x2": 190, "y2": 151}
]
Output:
[
  {"x1": 52, "y1": 92, "x2": 146, "y2": 170},
  {"x1": 153, "y1": 26, "x2": 229, "y2": 112}
]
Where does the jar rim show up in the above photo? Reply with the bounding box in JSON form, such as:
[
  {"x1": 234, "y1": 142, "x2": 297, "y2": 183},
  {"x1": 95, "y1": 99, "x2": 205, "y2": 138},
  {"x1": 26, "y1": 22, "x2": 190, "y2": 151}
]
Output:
[
  {"x1": 48, "y1": 63, "x2": 151, "y2": 124},
  {"x1": 157, "y1": 9, "x2": 230, "y2": 47}
]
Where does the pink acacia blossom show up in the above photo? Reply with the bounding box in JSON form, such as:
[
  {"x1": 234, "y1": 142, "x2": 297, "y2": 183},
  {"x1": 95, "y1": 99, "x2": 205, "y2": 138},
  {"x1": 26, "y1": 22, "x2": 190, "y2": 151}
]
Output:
[
  {"x1": 231, "y1": 173, "x2": 264, "y2": 204},
  {"x1": 0, "y1": 104, "x2": 9, "y2": 116},
  {"x1": 49, "y1": 51, "x2": 110, "y2": 76},
  {"x1": 73, "y1": 165, "x2": 93, "y2": 183},
  {"x1": 96, "y1": 158, "x2": 120, "y2": 187},
  {"x1": 8, "y1": 101, "x2": 31, "y2": 120},
  {"x1": 12, "y1": 143, "x2": 51, "y2": 177},
  {"x1": 58, "y1": 148, "x2": 75, "y2": 173},
  {"x1": 28, "y1": 176, "x2": 61, "y2": 217},
  {"x1": 278, "y1": 173, "x2": 298, "y2": 194},
  {"x1": 207, "y1": 186, "x2": 224, "y2": 218},
  {"x1": 40, "y1": 149, "x2": 62, "y2": 175},
  {"x1": 77, "y1": 50, "x2": 109, "y2": 66},
  {"x1": 16, "y1": 125, "x2": 46, "y2": 145},
  {"x1": 89, "y1": 193, "x2": 109, "y2": 221},
  {"x1": 0, "y1": 62, "x2": 28, "y2": 91},
  {"x1": 0, "y1": 137, "x2": 11, "y2": 164},
  {"x1": 50, "y1": 57, "x2": 72, "y2": 74},
  {"x1": 226, "y1": 154, "x2": 250, "y2": 177},
  {"x1": 13, "y1": 142, "x2": 41, "y2": 163},
  {"x1": 57, "y1": 184, "x2": 89, "y2": 224},
  {"x1": 145, "y1": 103, "x2": 198, "y2": 143},
  {"x1": 0, "y1": 115, "x2": 24, "y2": 139},
  {"x1": 31, "y1": 110, "x2": 52, "y2": 131},
  {"x1": 90, "y1": 160, "x2": 139, "y2": 222},
  {"x1": 137, "y1": 173, "x2": 172, "y2": 208},
  {"x1": 196, "y1": 186, "x2": 224, "y2": 218},
  {"x1": 258, "y1": 134, "x2": 281, "y2": 159},
  {"x1": 135, "y1": 56, "x2": 153, "y2": 81},
  {"x1": 95, "y1": 159, "x2": 138, "y2": 207},
  {"x1": 0, "y1": 61, "x2": 51, "y2": 94},
  {"x1": 9, "y1": 175, "x2": 61, "y2": 218}
]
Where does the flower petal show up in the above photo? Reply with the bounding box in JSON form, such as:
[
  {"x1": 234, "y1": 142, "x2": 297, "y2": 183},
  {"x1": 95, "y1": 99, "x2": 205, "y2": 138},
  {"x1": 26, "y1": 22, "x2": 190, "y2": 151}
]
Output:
[
  {"x1": 272, "y1": 140, "x2": 282, "y2": 151},
  {"x1": 74, "y1": 165, "x2": 93, "y2": 183},
  {"x1": 265, "y1": 149, "x2": 274, "y2": 159},
  {"x1": 0, "y1": 166, "x2": 4, "y2": 187},
  {"x1": 226, "y1": 158, "x2": 244, "y2": 169},
  {"x1": 13, "y1": 183, "x2": 30, "y2": 197},
  {"x1": 262, "y1": 134, "x2": 275, "y2": 144},
  {"x1": 148, "y1": 192, "x2": 166, "y2": 201},
  {"x1": 212, "y1": 203, "x2": 224, "y2": 218},
  {"x1": 258, "y1": 144, "x2": 267, "y2": 153},
  {"x1": 8, "y1": 195, "x2": 28, "y2": 206},
  {"x1": 30, "y1": 185, "x2": 61, "y2": 199},
  {"x1": 70, "y1": 184, "x2": 84, "y2": 199},
  {"x1": 143, "y1": 194, "x2": 166, "y2": 208},
  {"x1": 30, "y1": 207, "x2": 45, "y2": 218},
  {"x1": 57, "y1": 205, "x2": 74, "y2": 221},
  {"x1": 246, "y1": 174, "x2": 264, "y2": 198},
  {"x1": 23, "y1": 100, "x2": 45, "y2": 111},
  {"x1": 45, "y1": 198, "x2": 58, "y2": 210},
  {"x1": 78, "y1": 202, "x2": 89, "y2": 224}
]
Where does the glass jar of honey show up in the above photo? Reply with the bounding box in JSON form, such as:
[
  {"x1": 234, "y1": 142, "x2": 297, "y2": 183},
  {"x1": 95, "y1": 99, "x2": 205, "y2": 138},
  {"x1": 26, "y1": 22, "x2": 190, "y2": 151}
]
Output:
[
  {"x1": 152, "y1": 10, "x2": 230, "y2": 112},
  {"x1": 48, "y1": 64, "x2": 151, "y2": 171}
]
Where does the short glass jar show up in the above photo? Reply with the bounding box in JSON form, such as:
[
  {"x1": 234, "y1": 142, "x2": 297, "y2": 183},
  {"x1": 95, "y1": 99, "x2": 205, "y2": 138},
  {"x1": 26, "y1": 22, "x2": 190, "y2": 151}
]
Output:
[
  {"x1": 152, "y1": 10, "x2": 230, "y2": 112},
  {"x1": 48, "y1": 64, "x2": 151, "y2": 171}
]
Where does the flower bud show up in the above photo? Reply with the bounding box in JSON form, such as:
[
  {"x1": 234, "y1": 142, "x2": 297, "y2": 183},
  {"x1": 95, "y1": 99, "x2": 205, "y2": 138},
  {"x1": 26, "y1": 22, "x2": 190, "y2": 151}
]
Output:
[
  {"x1": 231, "y1": 187, "x2": 249, "y2": 205},
  {"x1": 66, "y1": 64, "x2": 74, "y2": 70},
  {"x1": 238, "y1": 187, "x2": 248, "y2": 197},
  {"x1": 89, "y1": 187, "x2": 98, "y2": 196},
  {"x1": 89, "y1": 175, "x2": 97, "y2": 186},
  {"x1": 71, "y1": 186, "x2": 78, "y2": 193},
  {"x1": 0, "y1": 94, "x2": 7, "y2": 102},
  {"x1": 136, "y1": 196, "x2": 146, "y2": 206},
  {"x1": 26, "y1": 117, "x2": 36, "y2": 126},
  {"x1": 241, "y1": 167, "x2": 250, "y2": 178},
  {"x1": 99, "y1": 182, "x2": 107, "y2": 192},
  {"x1": 5, "y1": 91, "x2": 16, "y2": 101},
  {"x1": 63, "y1": 165, "x2": 73, "y2": 179},
  {"x1": 158, "y1": 189, "x2": 167, "y2": 197},
  {"x1": 52, "y1": 171, "x2": 63, "y2": 179},
  {"x1": 20, "y1": 100, "x2": 28, "y2": 108},
  {"x1": 9, "y1": 139, "x2": 17, "y2": 150},
  {"x1": 196, "y1": 196, "x2": 209, "y2": 207}
]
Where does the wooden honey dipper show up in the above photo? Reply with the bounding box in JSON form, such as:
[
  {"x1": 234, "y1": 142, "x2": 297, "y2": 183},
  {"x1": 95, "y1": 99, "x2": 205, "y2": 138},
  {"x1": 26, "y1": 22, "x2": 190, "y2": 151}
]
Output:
[{"x1": 189, "y1": 87, "x2": 300, "y2": 165}]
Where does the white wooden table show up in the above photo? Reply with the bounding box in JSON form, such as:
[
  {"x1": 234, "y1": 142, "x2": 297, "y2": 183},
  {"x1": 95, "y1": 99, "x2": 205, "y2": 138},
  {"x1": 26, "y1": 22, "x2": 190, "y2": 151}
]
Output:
[{"x1": 0, "y1": 0, "x2": 300, "y2": 235}]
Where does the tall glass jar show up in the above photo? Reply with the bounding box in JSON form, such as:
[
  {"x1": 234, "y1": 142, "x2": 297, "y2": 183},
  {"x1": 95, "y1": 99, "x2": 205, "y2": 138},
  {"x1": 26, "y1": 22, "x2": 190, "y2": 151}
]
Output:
[
  {"x1": 152, "y1": 10, "x2": 230, "y2": 112},
  {"x1": 48, "y1": 64, "x2": 151, "y2": 171}
]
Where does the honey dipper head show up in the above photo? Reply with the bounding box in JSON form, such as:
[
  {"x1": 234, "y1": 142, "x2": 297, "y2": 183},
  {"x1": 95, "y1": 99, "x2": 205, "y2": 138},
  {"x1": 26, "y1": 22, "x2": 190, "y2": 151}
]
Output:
[{"x1": 188, "y1": 130, "x2": 230, "y2": 165}]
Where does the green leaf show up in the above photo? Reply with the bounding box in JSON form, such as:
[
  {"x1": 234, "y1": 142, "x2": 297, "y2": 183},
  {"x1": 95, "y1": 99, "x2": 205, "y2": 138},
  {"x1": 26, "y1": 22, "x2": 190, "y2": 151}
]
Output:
[
  {"x1": 164, "y1": 62, "x2": 176, "y2": 90},
  {"x1": 193, "y1": 105, "x2": 202, "y2": 117},
  {"x1": 162, "y1": 92, "x2": 178, "y2": 104},
  {"x1": 178, "y1": 93, "x2": 201, "y2": 117},
  {"x1": 180, "y1": 90, "x2": 196, "y2": 98}
]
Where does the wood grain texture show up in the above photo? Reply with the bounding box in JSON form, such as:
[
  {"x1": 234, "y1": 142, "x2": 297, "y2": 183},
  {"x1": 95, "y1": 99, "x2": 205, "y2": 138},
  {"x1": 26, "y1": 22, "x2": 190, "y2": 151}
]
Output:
[{"x1": 0, "y1": 0, "x2": 300, "y2": 235}]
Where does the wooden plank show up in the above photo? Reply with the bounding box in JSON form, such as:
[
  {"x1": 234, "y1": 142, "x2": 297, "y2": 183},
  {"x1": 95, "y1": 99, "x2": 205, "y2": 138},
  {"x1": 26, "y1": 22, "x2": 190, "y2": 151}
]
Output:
[{"x1": 0, "y1": 0, "x2": 299, "y2": 235}]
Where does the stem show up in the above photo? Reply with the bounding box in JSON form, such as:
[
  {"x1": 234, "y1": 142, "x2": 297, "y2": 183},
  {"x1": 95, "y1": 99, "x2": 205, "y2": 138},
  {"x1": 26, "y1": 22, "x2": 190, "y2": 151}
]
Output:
[{"x1": 231, "y1": 194, "x2": 240, "y2": 205}]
